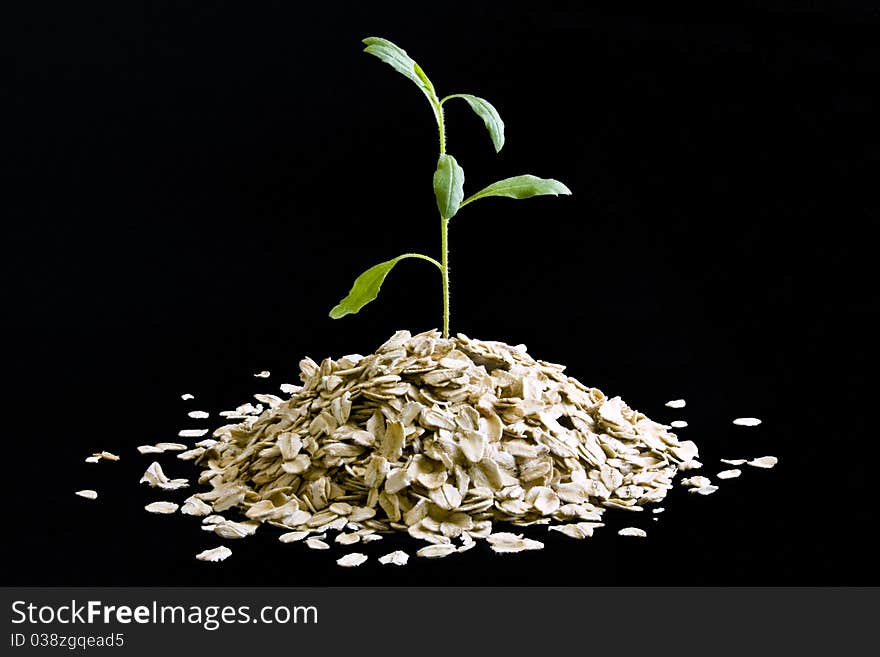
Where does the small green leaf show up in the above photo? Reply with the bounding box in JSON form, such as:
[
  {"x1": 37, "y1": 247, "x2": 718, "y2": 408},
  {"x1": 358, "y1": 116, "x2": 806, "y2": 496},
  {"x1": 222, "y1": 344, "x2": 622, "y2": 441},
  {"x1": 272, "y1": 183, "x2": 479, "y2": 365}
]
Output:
[
  {"x1": 433, "y1": 154, "x2": 465, "y2": 221},
  {"x1": 443, "y1": 94, "x2": 505, "y2": 152},
  {"x1": 329, "y1": 253, "x2": 441, "y2": 319},
  {"x1": 461, "y1": 175, "x2": 571, "y2": 207},
  {"x1": 363, "y1": 37, "x2": 441, "y2": 126}
]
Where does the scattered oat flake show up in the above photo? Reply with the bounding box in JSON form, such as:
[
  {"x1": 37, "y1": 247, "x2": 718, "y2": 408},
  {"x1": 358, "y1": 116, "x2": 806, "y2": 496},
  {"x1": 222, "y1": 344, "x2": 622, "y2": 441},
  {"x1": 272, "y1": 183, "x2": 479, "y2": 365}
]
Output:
[
  {"x1": 486, "y1": 532, "x2": 544, "y2": 554},
  {"x1": 665, "y1": 399, "x2": 686, "y2": 408},
  {"x1": 177, "y1": 448, "x2": 205, "y2": 461},
  {"x1": 156, "y1": 442, "x2": 188, "y2": 452},
  {"x1": 187, "y1": 410, "x2": 210, "y2": 419},
  {"x1": 336, "y1": 553, "x2": 368, "y2": 568},
  {"x1": 139, "y1": 461, "x2": 189, "y2": 490},
  {"x1": 139, "y1": 462, "x2": 166, "y2": 486},
  {"x1": 279, "y1": 531, "x2": 310, "y2": 543},
  {"x1": 549, "y1": 524, "x2": 591, "y2": 539},
  {"x1": 178, "y1": 429, "x2": 209, "y2": 438},
  {"x1": 145, "y1": 501, "x2": 179, "y2": 514},
  {"x1": 681, "y1": 476, "x2": 712, "y2": 488},
  {"x1": 747, "y1": 456, "x2": 778, "y2": 469},
  {"x1": 618, "y1": 527, "x2": 647, "y2": 537},
  {"x1": 379, "y1": 550, "x2": 409, "y2": 566},
  {"x1": 75, "y1": 490, "x2": 97, "y2": 500},
  {"x1": 717, "y1": 469, "x2": 741, "y2": 480},
  {"x1": 180, "y1": 497, "x2": 212, "y2": 516},
  {"x1": 670, "y1": 420, "x2": 688, "y2": 428},
  {"x1": 305, "y1": 538, "x2": 330, "y2": 550},
  {"x1": 196, "y1": 546, "x2": 231, "y2": 562},
  {"x1": 361, "y1": 534, "x2": 383, "y2": 543},
  {"x1": 280, "y1": 383, "x2": 299, "y2": 394},
  {"x1": 213, "y1": 520, "x2": 258, "y2": 539},
  {"x1": 254, "y1": 370, "x2": 270, "y2": 378},
  {"x1": 137, "y1": 445, "x2": 165, "y2": 454},
  {"x1": 652, "y1": 507, "x2": 665, "y2": 514},
  {"x1": 86, "y1": 452, "x2": 119, "y2": 463},
  {"x1": 720, "y1": 459, "x2": 747, "y2": 466},
  {"x1": 733, "y1": 417, "x2": 762, "y2": 426},
  {"x1": 678, "y1": 459, "x2": 703, "y2": 471},
  {"x1": 417, "y1": 544, "x2": 458, "y2": 559},
  {"x1": 181, "y1": 393, "x2": 194, "y2": 400},
  {"x1": 671, "y1": 440, "x2": 699, "y2": 462},
  {"x1": 689, "y1": 485, "x2": 720, "y2": 495}
]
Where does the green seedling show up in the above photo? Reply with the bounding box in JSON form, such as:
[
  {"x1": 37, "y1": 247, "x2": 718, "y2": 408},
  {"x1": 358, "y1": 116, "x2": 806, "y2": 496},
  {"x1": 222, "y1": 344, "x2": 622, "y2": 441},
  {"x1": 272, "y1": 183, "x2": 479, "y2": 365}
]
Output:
[{"x1": 329, "y1": 37, "x2": 571, "y2": 338}]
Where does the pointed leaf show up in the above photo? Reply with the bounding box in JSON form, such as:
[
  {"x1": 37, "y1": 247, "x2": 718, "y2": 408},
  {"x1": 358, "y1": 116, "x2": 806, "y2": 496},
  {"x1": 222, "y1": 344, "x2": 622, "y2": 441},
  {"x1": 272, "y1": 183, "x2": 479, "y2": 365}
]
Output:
[
  {"x1": 363, "y1": 37, "x2": 441, "y2": 126},
  {"x1": 461, "y1": 175, "x2": 571, "y2": 207},
  {"x1": 433, "y1": 154, "x2": 465, "y2": 221},
  {"x1": 329, "y1": 254, "x2": 441, "y2": 319},
  {"x1": 329, "y1": 257, "x2": 403, "y2": 319},
  {"x1": 443, "y1": 94, "x2": 505, "y2": 152}
]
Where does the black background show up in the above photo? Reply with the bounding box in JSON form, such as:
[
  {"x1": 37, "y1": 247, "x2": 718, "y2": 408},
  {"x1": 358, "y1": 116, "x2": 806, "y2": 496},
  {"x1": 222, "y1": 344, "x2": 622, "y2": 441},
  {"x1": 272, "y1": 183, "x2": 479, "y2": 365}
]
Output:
[{"x1": 3, "y1": 1, "x2": 876, "y2": 585}]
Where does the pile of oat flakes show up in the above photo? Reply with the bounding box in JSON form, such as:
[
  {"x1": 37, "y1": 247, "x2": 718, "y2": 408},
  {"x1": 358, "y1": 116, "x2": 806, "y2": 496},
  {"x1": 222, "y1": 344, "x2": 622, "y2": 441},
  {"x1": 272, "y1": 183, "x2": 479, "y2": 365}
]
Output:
[{"x1": 81, "y1": 329, "x2": 777, "y2": 567}]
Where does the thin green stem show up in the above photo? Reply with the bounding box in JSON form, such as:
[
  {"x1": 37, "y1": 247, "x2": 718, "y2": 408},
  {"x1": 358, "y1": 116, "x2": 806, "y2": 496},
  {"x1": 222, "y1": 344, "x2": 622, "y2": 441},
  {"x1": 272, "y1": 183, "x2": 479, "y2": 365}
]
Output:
[
  {"x1": 399, "y1": 252, "x2": 443, "y2": 270},
  {"x1": 440, "y1": 218, "x2": 450, "y2": 338},
  {"x1": 437, "y1": 102, "x2": 446, "y2": 155},
  {"x1": 436, "y1": 100, "x2": 450, "y2": 338}
]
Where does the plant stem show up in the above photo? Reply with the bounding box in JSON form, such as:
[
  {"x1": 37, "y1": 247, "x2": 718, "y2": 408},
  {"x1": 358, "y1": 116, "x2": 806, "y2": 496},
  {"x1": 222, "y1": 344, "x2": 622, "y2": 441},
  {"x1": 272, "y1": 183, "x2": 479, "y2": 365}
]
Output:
[
  {"x1": 436, "y1": 100, "x2": 450, "y2": 338},
  {"x1": 441, "y1": 217, "x2": 450, "y2": 338},
  {"x1": 399, "y1": 252, "x2": 443, "y2": 270},
  {"x1": 438, "y1": 102, "x2": 446, "y2": 155}
]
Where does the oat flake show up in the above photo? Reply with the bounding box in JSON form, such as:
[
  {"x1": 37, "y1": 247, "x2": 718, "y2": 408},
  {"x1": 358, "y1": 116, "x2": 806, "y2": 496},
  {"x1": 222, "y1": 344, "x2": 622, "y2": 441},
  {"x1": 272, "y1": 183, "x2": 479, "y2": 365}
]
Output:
[
  {"x1": 379, "y1": 550, "x2": 409, "y2": 566},
  {"x1": 618, "y1": 527, "x2": 646, "y2": 538},
  {"x1": 336, "y1": 553, "x2": 368, "y2": 567},
  {"x1": 717, "y1": 469, "x2": 741, "y2": 480},
  {"x1": 747, "y1": 456, "x2": 778, "y2": 469},
  {"x1": 196, "y1": 546, "x2": 231, "y2": 562},
  {"x1": 145, "y1": 501, "x2": 179, "y2": 514}
]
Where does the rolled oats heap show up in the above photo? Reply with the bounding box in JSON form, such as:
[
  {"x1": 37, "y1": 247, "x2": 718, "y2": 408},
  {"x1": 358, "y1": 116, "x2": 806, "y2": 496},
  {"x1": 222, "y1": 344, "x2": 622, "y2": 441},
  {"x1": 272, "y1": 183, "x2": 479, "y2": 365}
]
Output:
[{"x1": 174, "y1": 329, "x2": 708, "y2": 562}]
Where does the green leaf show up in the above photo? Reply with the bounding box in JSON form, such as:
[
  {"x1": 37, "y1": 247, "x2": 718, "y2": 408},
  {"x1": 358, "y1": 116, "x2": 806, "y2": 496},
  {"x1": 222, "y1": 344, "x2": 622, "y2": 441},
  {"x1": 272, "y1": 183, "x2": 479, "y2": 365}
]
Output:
[
  {"x1": 461, "y1": 175, "x2": 571, "y2": 207},
  {"x1": 363, "y1": 37, "x2": 441, "y2": 126},
  {"x1": 443, "y1": 94, "x2": 505, "y2": 152},
  {"x1": 329, "y1": 253, "x2": 441, "y2": 319},
  {"x1": 433, "y1": 154, "x2": 465, "y2": 221}
]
